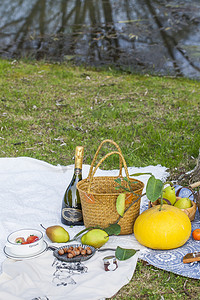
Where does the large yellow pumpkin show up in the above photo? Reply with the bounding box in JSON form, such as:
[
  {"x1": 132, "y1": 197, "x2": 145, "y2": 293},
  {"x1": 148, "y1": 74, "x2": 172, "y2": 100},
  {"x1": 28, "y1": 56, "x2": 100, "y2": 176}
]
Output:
[{"x1": 134, "y1": 204, "x2": 191, "y2": 250}]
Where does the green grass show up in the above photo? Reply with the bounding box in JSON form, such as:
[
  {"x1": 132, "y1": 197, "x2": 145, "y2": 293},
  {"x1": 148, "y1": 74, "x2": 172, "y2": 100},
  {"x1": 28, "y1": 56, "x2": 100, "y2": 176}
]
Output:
[
  {"x1": 0, "y1": 58, "x2": 200, "y2": 299},
  {"x1": 0, "y1": 58, "x2": 199, "y2": 173},
  {"x1": 112, "y1": 261, "x2": 200, "y2": 300},
  {"x1": 111, "y1": 260, "x2": 200, "y2": 299}
]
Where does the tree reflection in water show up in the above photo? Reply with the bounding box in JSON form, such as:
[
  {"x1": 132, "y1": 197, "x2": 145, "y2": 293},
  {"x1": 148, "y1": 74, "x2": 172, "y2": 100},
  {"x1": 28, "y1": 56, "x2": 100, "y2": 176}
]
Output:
[{"x1": 0, "y1": 0, "x2": 200, "y2": 78}]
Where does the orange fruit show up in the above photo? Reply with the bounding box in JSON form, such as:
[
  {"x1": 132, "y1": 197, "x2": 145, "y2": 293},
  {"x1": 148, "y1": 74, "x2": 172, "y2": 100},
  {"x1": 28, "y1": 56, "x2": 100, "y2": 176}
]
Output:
[{"x1": 192, "y1": 228, "x2": 200, "y2": 240}]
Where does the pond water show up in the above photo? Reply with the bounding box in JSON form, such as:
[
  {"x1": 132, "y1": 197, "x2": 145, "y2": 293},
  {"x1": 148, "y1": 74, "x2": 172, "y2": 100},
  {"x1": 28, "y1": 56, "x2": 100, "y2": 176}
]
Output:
[{"x1": 0, "y1": 0, "x2": 200, "y2": 79}]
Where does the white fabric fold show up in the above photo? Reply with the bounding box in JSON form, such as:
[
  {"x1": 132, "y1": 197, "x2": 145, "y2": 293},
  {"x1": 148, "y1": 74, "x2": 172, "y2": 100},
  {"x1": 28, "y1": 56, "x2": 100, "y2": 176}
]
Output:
[
  {"x1": 0, "y1": 156, "x2": 169, "y2": 299},
  {"x1": 0, "y1": 250, "x2": 140, "y2": 300}
]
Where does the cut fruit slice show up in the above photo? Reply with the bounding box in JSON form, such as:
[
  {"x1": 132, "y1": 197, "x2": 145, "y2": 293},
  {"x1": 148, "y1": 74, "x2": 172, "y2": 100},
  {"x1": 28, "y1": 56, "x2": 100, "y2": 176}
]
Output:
[{"x1": 116, "y1": 193, "x2": 126, "y2": 216}]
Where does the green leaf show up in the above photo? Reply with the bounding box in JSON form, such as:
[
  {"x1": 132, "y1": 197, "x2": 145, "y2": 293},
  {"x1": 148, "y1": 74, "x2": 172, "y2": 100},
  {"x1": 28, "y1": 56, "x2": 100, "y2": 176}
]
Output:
[
  {"x1": 114, "y1": 178, "x2": 122, "y2": 184},
  {"x1": 130, "y1": 172, "x2": 153, "y2": 176},
  {"x1": 122, "y1": 187, "x2": 131, "y2": 192},
  {"x1": 146, "y1": 175, "x2": 163, "y2": 202},
  {"x1": 104, "y1": 223, "x2": 121, "y2": 236},
  {"x1": 123, "y1": 177, "x2": 129, "y2": 182},
  {"x1": 115, "y1": 186, "x2": 121, "y2": 190},
  {"x1": 115, "y1": 246, "x2": 138, "y2": 260}
]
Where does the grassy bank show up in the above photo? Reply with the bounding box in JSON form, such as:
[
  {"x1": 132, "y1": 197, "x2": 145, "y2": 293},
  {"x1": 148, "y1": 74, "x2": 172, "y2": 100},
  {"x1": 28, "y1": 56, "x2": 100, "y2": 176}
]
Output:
[
  {"x1": 0, "y1": 58, "x2": 200, "y2": 298},
  {"x1": 0, "y1": 58, "x2": 199, "y2": 173}
]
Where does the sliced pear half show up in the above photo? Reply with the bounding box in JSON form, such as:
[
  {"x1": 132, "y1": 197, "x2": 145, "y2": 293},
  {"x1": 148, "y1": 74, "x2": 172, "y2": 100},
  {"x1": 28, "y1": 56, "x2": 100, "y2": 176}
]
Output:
[{"x1": 116, "y1": 193, "x2": 126, "y2": 216}]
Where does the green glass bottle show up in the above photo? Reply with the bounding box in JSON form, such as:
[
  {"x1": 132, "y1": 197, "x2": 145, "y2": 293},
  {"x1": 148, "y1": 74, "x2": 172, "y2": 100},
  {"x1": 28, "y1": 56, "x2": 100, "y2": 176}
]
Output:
[{"x1": 61, "y1": 146, "x2": 84, "y2": 226}]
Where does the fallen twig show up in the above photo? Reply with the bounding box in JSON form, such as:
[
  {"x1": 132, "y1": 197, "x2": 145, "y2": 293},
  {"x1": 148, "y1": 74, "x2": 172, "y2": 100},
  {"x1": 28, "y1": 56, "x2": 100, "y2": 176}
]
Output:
[{"x1": 183, "y1": 279, "x2": 191, "y2": 297}]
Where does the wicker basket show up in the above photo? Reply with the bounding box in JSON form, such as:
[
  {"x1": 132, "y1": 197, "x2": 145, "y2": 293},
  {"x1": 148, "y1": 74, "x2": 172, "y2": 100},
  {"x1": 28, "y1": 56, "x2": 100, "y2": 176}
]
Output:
[
  {"x1": 189, "y1": 181, "x2": 200, "y2": 218},
  {"x1": 148, "y1": 198, "x2": 197, "y2": 221},
  {"x1": 148, "y1": 181, "x2": 200, "y2": 221},
  {"x1": 77, "y1": 139, "x2": 144, "y2": 235}
]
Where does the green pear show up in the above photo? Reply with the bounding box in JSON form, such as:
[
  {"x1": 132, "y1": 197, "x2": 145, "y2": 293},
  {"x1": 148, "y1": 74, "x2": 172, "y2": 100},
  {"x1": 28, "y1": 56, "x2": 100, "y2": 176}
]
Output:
[
  {"x1": 46, "y1": 225, "x2": 70, "y2": 243},
  {"x1": 162, "y1": 186, "x2": 176, "y2": 205},
  {"x1": 174, "y1": 197, "x2": 192, "y2": 209},
  {"x1": 81, "y1": 229, "x2": 109, "y2": 248}
]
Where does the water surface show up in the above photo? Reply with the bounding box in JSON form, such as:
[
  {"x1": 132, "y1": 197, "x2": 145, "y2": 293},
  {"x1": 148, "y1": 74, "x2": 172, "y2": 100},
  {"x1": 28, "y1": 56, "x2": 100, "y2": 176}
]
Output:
[{"x1": 0, "y1": 0, "x2": 200, "y2": 79}]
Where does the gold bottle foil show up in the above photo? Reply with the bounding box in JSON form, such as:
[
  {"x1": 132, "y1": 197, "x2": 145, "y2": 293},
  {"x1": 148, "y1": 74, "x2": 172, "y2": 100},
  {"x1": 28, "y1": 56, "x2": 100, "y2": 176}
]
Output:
[{"x1": 75, "y1": 146, "x2": 84, "y2": 169}]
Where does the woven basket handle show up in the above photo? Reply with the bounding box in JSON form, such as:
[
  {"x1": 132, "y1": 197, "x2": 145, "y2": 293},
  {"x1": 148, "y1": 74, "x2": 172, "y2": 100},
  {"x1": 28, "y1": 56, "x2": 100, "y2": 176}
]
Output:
[
  {"x1": 87, "y1": 151, "x2": 130, "y2": 193},
  {"x1": 88, "y1": 139, "x2": 123, "y2": 179}
]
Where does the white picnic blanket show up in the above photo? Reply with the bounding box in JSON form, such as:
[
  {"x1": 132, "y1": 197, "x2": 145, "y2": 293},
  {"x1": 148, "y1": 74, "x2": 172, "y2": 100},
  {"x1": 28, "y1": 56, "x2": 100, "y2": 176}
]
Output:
[{"x1": 0, "y1": 157, "x2": 169, "y2": 300}]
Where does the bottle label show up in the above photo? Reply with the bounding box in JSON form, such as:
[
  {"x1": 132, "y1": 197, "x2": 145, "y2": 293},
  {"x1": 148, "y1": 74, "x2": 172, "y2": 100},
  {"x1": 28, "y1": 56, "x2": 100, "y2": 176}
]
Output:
[
  {"x1": 75, "y1": 168, "x2": 82, "y2": 175},
  {"x1": 62, "y1": 208, "x2": 83, "y2": 222}
]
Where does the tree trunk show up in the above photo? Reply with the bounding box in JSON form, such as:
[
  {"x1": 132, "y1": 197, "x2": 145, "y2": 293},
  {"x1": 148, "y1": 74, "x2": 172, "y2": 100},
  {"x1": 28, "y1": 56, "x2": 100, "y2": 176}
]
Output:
[{"x1": 177, "y1": 149, "x2": 200, "y2": 185}]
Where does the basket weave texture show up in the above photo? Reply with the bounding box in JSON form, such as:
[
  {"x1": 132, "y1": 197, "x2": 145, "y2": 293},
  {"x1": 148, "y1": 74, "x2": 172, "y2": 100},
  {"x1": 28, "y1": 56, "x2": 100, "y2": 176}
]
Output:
[
  {"x1": 77, "y1": 140, "x2": 144, "y2": 235},
  {"x1": 148, "y1": 198, "x2": 197, "y2": 221}
]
